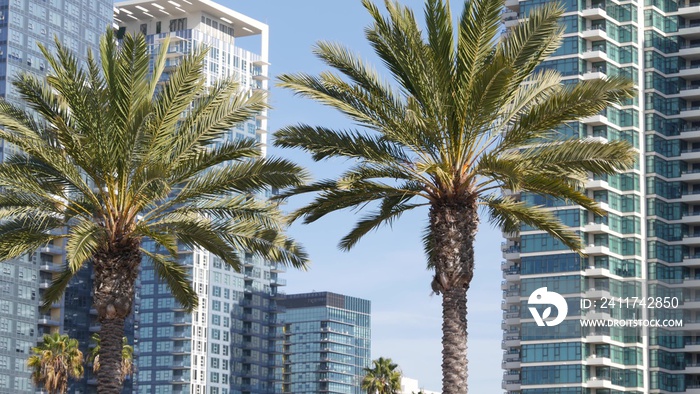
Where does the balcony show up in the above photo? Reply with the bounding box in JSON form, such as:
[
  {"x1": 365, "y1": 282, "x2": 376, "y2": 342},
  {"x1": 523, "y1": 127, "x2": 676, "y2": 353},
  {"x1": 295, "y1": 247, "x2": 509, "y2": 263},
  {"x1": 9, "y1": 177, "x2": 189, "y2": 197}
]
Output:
[
  {"x1": 679, "y1": 85, "x2": 700, "y2": 100},
  {"x1": 680, "y1": 299, "x2": 700, "y2": 308},
  {"x1": 682, "y1": 169, "x2": 700, "y2": 184},
  {"x1": 503, "y1": 311, "x2": 520, "y2": 325},
  {"x1": 503, "y1": 290, "x2": 521, "y2": 304},
  {"x1": 502, "y1": 359, "x2": 521, "y2": 369},
  {"x1": 682, "y1": 147, "x2": 700, "y2": 162},
  {"x1": 585, "y1": 178, "x2": 611, "y2": 191},
  {"x1": 270, "y1": 278, "x2": 287, "y2": 287},
  {"x1": 680, "y1": 43, "x2": 700, "y2": 60},
  {"x1": 681, "y1": 126, "x2": 700, "y2": 141},
  {"x1": 683, "y1": 189, "x2": 700, "y2": 203},
  {"x1": 581, "y1": 113, "x2": 612, "y2": 126},
  {"x1": 584, "y1": 265, "x2": 611, "y2": 277},
  {"x1": 586, "y1": 377, "x2": 614, "y2": 389},
  {"x1": 683, "y1": 211, "x2": 700, "y2": 224},
  {"x1": 581, "y1": 4, "x2": 607, "y2": 19},
  {"x1": 679, "y1": 22, "x2": 700, "y2": 39},
  {"x1": 583, "y1": 331, "x2": 613, "y2": 343},
  {"x1": 584, "y1": 287, "x2": 611, "y2": 299},
  {"x1": 39, "y1": 264, "x2": 62, "y2": 273},
  {"x1": 581, "y1": 27, "x2": 607, "y2": 41},
  {"x1": 172, "y1": 346, "x2": 191, "y2": 354},
  {"x1": 677, "y1": 1, "x2": 700, "y2": 18},
  {"x1": 502, "y1": 245, "x2": 521, "y2": 261},
  {"x1": 584, "y1": 244, "x2": 611, "y2": 256},
  {"x1": 503, "y1": 267, "x2": 521, "y2": 281},
  {"x1": 682, "y1": 254, "x2": 700, "y2": 266},
  {"x1": 584, "y1": 222, "x2": 610, "y2": 234},
  {"x1": 505, "y1": 0, "x2": 519, "y2": 11},
  {"x1": 585, "y1": 355, "x2": 613, "y2": 366},
  {"x1": 582, "y1": 49, "x2": 608, "y2": 62},
  {"x1": 502, "y1": 334, "x2": 521, "y2": 348},
  {"x1": 503, "y1": 13, "x2": 520, "y2": 28},
  {"x1": 582, "y1": 69, "x2": 607, "y2": 80},
  {"x1": 40, "y1": 245, "x2": 63, "y2": 256},
  {"x1": 684, "y1": 234, "x2": 700, "y2": 246}
]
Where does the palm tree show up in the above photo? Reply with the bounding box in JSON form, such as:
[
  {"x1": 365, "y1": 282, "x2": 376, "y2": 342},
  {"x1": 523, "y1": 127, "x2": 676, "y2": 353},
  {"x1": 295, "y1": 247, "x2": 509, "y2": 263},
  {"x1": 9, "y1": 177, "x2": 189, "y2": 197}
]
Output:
[
  {"x1": 361, "y1": 357, "x2": 402, "y2": 394},
  {"x1": 274, "y1": 0, "x2": 637, "y2": 393},
  {"x1": 0, "y1": 30, "x2": 308, "y2": 393},
  {"x1": 87, "y1": 334, "x2": 134, "y2": 384},
  {"x1": 27, "y1": 333, "x2": 84, "y2": 394}
]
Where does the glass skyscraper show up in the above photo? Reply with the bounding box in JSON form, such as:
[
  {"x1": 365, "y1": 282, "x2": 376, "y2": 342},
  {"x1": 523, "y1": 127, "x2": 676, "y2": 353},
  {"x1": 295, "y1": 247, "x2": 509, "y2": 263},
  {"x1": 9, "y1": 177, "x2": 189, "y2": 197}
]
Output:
[
  {"x1": 0, "y1": 1, "x2": 113, "y2": 392},
  {"x1": 113, "y1": 2, "x2": 280, "y2": 394},
  {"x1": 499, "y1": 0, "x2": 700, "y2": 391},
  {"x1": 278, "y1": 292, "x2": 371, "y2": 394}
]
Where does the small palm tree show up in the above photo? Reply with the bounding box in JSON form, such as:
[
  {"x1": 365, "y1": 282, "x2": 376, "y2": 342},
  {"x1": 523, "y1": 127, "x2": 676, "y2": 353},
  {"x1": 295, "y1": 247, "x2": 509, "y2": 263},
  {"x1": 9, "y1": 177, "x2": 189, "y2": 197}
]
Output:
[
  {"x1": 87, "y1": 334, "x2": 133, "y2": 383},
  {"x1": 274, "y1": 0, "x2": 637, "y2": 393},
  {"x1": 0, "y1": 30, "x2": 308, "y2": 393},
  {"x1": 27, "y1": 333, "x2": 84, "y2": 394},
  {"x1": 361, "y1": 357, "x2": 402, "y2": 394}
]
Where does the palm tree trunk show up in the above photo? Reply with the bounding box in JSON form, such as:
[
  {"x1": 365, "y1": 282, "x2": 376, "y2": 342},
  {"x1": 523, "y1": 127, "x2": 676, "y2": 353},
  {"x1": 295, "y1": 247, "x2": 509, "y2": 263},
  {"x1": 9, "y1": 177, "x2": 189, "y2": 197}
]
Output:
[
  {"x1": 93, "y1": 241, "x2": 141, "y2": 394},
  {"x1": 429, "y1": 196, "x2": 478, "y2": 394},
  {"x1": 441, "y1": 287, "x2": 468, "y2": 394},
  {"x1": 97, "y1": 315, "x2": 126, "y2": 393}
]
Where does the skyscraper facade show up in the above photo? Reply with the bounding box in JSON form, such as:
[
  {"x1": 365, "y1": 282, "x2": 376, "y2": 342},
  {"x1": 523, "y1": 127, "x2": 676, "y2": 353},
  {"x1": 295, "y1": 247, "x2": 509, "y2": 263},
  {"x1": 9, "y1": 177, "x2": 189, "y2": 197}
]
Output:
[
  {"x1": 499, "y1": 0, "x2": 700, "y2": 391},
  {"x1": 113, "y1": 2, "x2": 280, "y2": 394},
  {"x1": 0, "y1": 0, "x2": 113, "y2": 392},
  {"x1": 278, "y1": 292, "x2": 371, "y2": 394}
]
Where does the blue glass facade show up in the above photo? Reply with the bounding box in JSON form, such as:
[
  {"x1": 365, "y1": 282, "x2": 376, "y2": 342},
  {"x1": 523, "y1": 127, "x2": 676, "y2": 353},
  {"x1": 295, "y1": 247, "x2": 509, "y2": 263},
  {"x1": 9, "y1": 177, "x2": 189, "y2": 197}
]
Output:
[
  {"x1": 114, "y1": 2, "x2": 275, "y2": 394},
  {"x1": 501, "y1": 0, "x2": 700, "y2": 389},
  {"x1": 0, "y1": 0, "x2": 113, "y2": 392},
  {"x1": 279, "y1": 292, "x2": 371, "y2": 394},
  {"x1": 501, "y1": 0, "x2": 646, "y2": 390}
]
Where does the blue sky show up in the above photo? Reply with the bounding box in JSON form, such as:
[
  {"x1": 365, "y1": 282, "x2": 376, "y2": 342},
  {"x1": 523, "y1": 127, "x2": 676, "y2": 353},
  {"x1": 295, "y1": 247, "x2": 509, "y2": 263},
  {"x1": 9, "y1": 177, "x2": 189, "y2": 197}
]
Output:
[{"x1": 224, "y1": 1, "x2": 504, "y2": 391}]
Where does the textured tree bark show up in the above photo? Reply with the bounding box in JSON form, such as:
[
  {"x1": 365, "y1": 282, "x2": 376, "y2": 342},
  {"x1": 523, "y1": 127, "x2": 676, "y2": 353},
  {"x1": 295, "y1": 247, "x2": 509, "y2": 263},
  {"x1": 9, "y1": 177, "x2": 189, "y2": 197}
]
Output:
[
  {"x1": 93, "y1": 239, "x2": 141, "y2": 394},
  {"x1": 430, "y1": 195, "x2": 478, "y2": 394}
]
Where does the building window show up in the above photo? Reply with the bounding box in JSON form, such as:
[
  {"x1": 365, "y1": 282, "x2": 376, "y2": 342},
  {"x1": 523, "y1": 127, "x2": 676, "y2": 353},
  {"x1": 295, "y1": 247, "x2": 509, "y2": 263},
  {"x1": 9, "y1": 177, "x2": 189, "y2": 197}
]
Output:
[{"x1": 169, "y1": 17, "x2": 186, "y2": 32}]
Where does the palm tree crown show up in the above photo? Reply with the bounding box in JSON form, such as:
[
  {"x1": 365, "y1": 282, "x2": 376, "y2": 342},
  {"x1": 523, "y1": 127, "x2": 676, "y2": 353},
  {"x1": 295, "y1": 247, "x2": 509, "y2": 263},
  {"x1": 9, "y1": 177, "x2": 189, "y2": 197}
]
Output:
[
  {"x1": 361, "y1": 357, "x2": 402, "y2": 394},
  {"x1": 274, "y1": 0, "x2": 637, "y2": 393},
  {"x1": 27, "y1": 333, "x2": 84, "y2": 394},
  {"x1": 0, "y1": 29, "x2": 308, "y2": 393}
]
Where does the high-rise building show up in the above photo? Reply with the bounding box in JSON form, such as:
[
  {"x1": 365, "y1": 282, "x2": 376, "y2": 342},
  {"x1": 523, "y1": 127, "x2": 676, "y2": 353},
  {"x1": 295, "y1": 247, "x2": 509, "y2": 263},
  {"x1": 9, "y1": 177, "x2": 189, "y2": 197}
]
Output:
[
  {"x1": 0, "y1": 1, "x2": 113, "y2": 392},
  {"x1": 498, "y1": 0, "x2": 700, "y2": 392},
  {"x1": 113, "y1": 2, "x2": 280, "y2": 394},
  {"x1": 278, "y1": 292, "x2": 371, "y2": 394}
]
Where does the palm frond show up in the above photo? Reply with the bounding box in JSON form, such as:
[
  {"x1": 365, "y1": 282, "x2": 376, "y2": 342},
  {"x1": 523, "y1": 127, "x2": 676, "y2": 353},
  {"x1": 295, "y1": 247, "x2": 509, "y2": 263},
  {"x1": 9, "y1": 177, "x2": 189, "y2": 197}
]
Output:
[
  {"x1": 483, "y1": 195, "x2": 583, "y2": 251},
  {"x1": 142, "y1": 250, "x2": 198, "y2": 311}
]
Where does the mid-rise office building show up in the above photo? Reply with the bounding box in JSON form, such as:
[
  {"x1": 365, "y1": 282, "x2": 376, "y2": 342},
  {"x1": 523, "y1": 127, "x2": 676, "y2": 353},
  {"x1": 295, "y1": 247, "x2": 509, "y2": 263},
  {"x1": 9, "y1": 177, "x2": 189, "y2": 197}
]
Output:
[
  {"x1": 0, "y1": 1, "x2": 113, "y2": 392},
  {"x1": 279, "y1": 292, "x2": 371, "y2": 394},
  {"x1": 499, "y1": 0, "x2": 700, "y2": 392},
  {"x1": 114, "y1": 2, "x2": 281, "y2": 394}
]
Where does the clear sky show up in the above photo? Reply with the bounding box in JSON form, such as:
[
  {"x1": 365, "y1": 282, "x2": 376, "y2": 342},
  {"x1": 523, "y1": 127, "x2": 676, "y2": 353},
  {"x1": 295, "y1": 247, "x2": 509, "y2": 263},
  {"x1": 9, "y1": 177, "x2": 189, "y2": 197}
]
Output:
[{"x1": 224, "y1": 1, "x2": 504, "y2": 391}]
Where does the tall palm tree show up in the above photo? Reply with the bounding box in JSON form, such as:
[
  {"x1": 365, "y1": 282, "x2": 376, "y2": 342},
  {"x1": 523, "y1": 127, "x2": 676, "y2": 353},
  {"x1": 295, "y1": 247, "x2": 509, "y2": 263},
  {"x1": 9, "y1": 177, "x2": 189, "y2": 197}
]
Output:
[
  {"x1": 361, "y1": 357, "x2": 402, "y2": 394},
  {"x1": 274, "y1": 0, "x2": 637, "y2": 393},
  {"x1": 0, "y1": 30, "x2": 308, "y2": 393},
  {"x1": 27, "y1": 333, "x2": 84, "y2": 394},
  {"x1": 87, "y1": 334, "x2": 134, "y2": 384}
]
